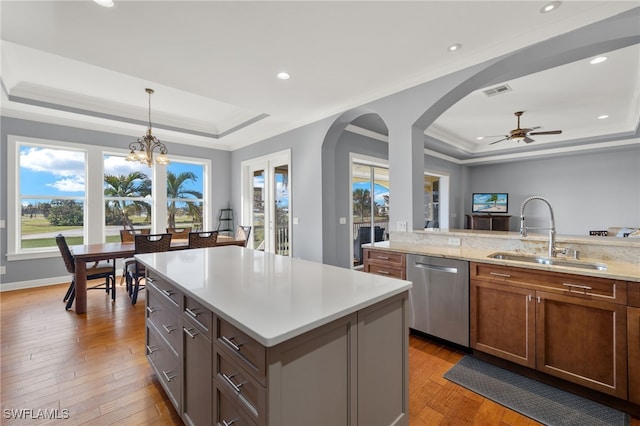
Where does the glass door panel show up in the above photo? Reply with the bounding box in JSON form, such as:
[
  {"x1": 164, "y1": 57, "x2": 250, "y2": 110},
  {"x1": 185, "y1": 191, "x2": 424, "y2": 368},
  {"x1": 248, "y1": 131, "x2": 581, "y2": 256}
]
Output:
[
  {"x1": 274, "y1": 165, "x2": 289, "y2": 255},
  {"x1": 252, "y1": 169, "x2": 265, "y2": 250}
]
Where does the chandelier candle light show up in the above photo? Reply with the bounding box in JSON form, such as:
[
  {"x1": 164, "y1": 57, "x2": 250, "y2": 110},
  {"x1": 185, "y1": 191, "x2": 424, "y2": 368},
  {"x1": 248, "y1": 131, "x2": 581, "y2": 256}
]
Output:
[{"x1": 126, "y1": 88, "x2": 169, "y2": 167}]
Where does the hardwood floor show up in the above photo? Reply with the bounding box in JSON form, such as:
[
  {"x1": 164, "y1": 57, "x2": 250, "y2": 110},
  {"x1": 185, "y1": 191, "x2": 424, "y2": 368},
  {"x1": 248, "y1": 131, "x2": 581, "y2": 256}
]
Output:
[{"x1": 1, "y1": 282, "x2": 638, "y2": 425}]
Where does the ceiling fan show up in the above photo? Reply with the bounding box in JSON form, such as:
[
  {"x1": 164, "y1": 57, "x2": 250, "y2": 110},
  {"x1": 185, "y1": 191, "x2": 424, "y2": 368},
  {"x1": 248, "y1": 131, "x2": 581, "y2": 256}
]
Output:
[{"x1": 488, "y1": 111, "x2": 562, "y2": 145}]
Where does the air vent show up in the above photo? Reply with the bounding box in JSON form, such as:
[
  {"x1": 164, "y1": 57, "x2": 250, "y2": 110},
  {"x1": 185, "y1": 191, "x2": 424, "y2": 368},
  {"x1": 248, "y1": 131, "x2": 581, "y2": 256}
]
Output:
[{"x1": 483, "y1": 84, "x2": 512, "y2": 97}]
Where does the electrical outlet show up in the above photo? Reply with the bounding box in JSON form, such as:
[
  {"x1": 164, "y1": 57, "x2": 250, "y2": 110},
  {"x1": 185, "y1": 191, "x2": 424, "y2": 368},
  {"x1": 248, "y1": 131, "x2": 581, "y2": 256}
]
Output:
[
  {"x1": 0, "y1": 219, "x2": 5, "y2": 228},
  {"x1": 293, "y1": 218, "x2": 299, "y2": 225},
  {"x1": 0, "y1": 266, "x2": 5, "y2": 275},
  {"x1": 339, "y1": 217, "x2": 346, "y2": 225},
  {"x1": 448, "y1": 237, "x2": 461, "y2": 246},
  {"x1": 397, "y1": 221, "x2": 407, "y2": 232}
]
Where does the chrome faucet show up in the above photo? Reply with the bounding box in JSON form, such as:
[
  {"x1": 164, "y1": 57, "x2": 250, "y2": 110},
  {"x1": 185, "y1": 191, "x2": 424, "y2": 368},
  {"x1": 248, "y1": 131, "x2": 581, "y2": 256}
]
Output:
[{"x1": 520, "y1": 196, "x2": 565, "y2": 258}]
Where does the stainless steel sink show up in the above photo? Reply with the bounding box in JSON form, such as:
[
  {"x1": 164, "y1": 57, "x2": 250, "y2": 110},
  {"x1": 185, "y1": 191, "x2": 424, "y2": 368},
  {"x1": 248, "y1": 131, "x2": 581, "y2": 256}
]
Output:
[{"x1": 487, "y1": 252, "x2": 607, "y2": 271}]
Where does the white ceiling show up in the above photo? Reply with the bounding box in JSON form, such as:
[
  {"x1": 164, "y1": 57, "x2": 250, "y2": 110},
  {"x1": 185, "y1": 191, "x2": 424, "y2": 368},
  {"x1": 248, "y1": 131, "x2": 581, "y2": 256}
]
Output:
[{"x1": 1, "y1": 1, "x2": 639, "y2": 154}]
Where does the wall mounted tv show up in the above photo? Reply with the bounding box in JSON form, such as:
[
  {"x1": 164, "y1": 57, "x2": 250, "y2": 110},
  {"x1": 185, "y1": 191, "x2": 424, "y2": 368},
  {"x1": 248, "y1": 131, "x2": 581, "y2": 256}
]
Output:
[{"x1": 472, "y1": 193, "x2": 508, "y2": 214}]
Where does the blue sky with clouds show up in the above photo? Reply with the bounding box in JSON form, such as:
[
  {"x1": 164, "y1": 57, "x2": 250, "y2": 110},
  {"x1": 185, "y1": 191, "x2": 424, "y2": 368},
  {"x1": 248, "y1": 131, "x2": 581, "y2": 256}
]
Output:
[{"x1": 20, "y1": 146, "x2": 203, "y2": 198}]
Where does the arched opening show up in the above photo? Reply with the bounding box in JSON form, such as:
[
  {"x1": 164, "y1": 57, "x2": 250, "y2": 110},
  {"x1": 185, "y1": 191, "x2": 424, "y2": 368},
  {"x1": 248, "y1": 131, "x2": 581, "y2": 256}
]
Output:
[{"x1": 321, "y1": 109, "x2": 389, "y2": 268}]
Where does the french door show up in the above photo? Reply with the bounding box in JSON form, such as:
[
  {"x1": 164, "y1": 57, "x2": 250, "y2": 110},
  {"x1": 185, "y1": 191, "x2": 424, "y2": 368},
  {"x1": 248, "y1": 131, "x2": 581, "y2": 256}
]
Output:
[
  {"x1": 241, "y1": 150, "x2": 291, "y2": 255},
  {"x1": 351, "y1": 156, "x2": 389, "y2": 268}
]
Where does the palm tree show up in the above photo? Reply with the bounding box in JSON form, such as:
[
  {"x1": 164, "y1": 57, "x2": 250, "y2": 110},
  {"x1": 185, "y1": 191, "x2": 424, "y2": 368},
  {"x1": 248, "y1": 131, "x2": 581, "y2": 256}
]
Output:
[
  {"x1": 167, "y1": 171, "x2": 203, "y2": 229},
  {"x1": 104, "y1": 172, "x2": 151, "y2": 228},
  {"x1": 353, "y1": 188, "x2": 372, "y2": 221}
]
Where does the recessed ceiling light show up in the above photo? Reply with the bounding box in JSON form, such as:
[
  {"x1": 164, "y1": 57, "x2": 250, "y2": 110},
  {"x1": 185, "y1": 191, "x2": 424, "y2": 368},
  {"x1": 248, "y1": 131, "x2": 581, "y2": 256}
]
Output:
[
  {"x1": 277, "y1": 72, "x2": 290, "y2": 80},
  {"x1": 94, "y1": 0, "x2": 114, "y2": 7},
  {"x1": 597, "y1": 115, "x2": 609, "y2": 120},
  {"x1": 540, "y1": 1, "x2": 561, "y2": 13},
  {"x1": 476, "y1": 137, "x2": 484, "y2": 140},
  {"x1": 448, "y1": 43, "x2": 462, "y2": 52},
  {"x1": 590, "y1": 56, "x2": 608, "y2": 65}
]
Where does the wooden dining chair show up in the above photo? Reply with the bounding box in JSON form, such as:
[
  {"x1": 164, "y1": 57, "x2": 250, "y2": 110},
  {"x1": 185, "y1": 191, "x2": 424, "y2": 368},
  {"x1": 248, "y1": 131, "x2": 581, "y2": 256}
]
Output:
[
  {"x1": 167, "y1": 227, "x2": 191, "y2": 240},
  {"x1": 55, "y1": 234, "x2": 116, "y2": 310},
  {"x1": 126, "y1": 233, "x2": 172, "y2": 305},
  {"x1": 188, "y1": 231, "x2": 219, "y2": 249},
  {"x1": 235, "y1": 225, "x2": 252, "y2": 247},
  {"x1": 119, "y1": 228, "x2": 151, "y2": 285}
]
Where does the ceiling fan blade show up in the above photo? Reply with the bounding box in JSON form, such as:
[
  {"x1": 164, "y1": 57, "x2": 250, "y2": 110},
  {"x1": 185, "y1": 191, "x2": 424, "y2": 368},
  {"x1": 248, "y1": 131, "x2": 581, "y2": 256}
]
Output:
[
  {"x1": 523, "y1": 136, "x2": 535, "y2": 144},
  {"x1": 489, "y1": 137, "x2": 508, "y2": 145},
  {"x1": 529, "y1": 130, "x2": 562, "y2": 135}
]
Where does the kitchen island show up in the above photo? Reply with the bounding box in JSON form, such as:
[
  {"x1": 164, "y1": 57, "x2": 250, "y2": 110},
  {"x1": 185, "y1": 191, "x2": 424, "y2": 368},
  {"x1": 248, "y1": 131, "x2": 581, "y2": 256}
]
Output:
[{"x1": 136, "y1": 246, "x2": 412, "y2": 426}]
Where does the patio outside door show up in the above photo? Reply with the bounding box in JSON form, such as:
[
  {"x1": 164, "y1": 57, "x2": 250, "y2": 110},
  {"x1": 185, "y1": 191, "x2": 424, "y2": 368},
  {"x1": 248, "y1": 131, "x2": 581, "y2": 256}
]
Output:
[
  {"x1": 351, "y1": 158, "x2": 389, "y2": 268},
  {"x1": 242, "y1": 150, "x2": 290, "y2": 255}
]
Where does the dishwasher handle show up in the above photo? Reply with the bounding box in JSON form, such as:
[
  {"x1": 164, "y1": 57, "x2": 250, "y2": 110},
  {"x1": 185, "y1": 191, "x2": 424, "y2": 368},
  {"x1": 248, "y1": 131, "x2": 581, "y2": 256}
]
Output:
[{"x1": 413, "y1": 262, "x2": 458, "y2": 274}]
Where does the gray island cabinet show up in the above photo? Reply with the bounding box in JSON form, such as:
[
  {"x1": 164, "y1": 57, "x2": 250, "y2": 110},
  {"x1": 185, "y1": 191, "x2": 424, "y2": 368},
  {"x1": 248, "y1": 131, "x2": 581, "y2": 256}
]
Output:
[{"x1": 136, "y1": 246, "x2": 412, "y2": 426}]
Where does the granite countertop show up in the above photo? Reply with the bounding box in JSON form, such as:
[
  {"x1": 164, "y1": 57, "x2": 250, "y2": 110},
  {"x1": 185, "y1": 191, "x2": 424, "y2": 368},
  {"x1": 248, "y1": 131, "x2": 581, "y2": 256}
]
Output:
[
  {"x1": 136, "y1": 246, "x2": 412, "y2": 347},
  {"x1": 365, "y1": 240, "x2": 640, "y2": 282}
]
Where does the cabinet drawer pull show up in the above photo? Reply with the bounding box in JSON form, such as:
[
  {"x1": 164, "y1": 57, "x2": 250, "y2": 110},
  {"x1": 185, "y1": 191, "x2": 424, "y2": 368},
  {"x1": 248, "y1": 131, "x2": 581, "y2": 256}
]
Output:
[
  {"x1": 221, "y1": 335, "x2": 243, "y2": 351},
  {"x1": 162, "y1": 370, "x2": 176, "y2": 382},
  {"x1": 528, "y1": 294, "x2": 532, "y2": 302},
  {"x1": 146, "y1": 345, "x2": 157, "y2": 354},
  {"x1": 376, "y1": 255, "x2": 390, "y2": 260},
  {"x1": 377, "y1": 270, "x2": 391, "y2": 275},
  {"x1": 183, "y1": 327, "x2": 199, "y2": 339},
  {"x1": 222, "y1": 372, "x2": 244, "y2": 394},
  {"x1": 220, "y1": 419, "x2": 238, "y2": 426},
  {"x1": 562, "y1": 282, "x2": 592, "y2": 291},
  {"x1": 490, "y1": 272, "x2": 511, "y2": 278},
  {"x1": 161, "y1": 289, "x2": 174, "y2": 297},
  {"x1": 146, "y1": 306, "x2": 156, "y2": 314},
  {"x1": 185, "y1": 307, "x2": 199, "y2": 318},
  {"x1": 162, "y1": 324, "x2": 176, "y2": 334}
]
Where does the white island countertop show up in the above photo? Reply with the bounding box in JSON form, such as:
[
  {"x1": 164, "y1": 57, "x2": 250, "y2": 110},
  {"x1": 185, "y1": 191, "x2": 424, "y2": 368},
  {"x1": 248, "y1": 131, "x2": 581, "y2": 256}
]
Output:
[{"x1": 136, "y1": 246, "x2": 412, "y2": 347}]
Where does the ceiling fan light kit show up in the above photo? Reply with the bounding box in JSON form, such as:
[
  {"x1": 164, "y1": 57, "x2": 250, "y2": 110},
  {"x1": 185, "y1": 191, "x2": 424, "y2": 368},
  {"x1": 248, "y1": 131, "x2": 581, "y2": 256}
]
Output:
[{"x1": 488, "y1": 111, "x2": 562, "y2": 145}]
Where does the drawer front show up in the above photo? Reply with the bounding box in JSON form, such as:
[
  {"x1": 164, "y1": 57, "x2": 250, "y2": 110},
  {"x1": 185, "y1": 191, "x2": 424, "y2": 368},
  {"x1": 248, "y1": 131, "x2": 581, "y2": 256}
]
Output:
[
  {"x1": 217, "y1": 319, "x2": 266, "y2": 385},
  {"x1": 364, "y1": 249, "x2": 405, "y2": 267},
  {"x1": 146, "y1": 325, "x2": 180, "y2": 410},
  {"x1": 146, "y1": 275, "x2": 182, "y2": 308},
  {"x1": 214, "y1": 349, "x2": 265, "y2": 424},
  {"x1": 365, "y1": 263, "x2": 405, "y2": 279},
  {"x1": 146, "y1": 287, "x2": 181, "y2": 354},
  {"x1": 471, "y1": 262, "x2": 626, "y2": 304},
  {"x1": 215, "y1": 385, "x2": 257, "y2": 426},
  {"x1": 184, "y1": 296, "x2": 213, "y2": 339}
]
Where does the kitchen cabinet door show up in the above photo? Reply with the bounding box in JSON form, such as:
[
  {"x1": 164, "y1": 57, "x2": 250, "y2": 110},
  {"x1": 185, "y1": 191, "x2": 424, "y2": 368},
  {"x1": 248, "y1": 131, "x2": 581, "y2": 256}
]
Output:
[
  {"x1": 471, "y1": 280, "x2": 535, "y2": 368},
  {"x1": 183, "y1": 324, "x2": 213, "y2": 426},
  {"x1": 628, "y1": 306, "x2": 640, "y2": 405},
  {"x1": 536, "y1": 291, "x2": 628, "y2": 399}
]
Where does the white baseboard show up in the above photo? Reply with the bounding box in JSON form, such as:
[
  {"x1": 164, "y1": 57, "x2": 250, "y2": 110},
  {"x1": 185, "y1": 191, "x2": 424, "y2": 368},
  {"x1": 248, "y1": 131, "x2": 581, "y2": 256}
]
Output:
[{"x1": 0, "y1": 276, "x2": 69, "y2": 292}]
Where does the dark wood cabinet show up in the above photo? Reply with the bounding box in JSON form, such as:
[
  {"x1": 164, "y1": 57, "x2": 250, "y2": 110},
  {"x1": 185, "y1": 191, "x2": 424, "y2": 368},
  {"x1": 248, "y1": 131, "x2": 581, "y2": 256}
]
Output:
[
  {"x1": 363, "y1": 248, "x2": 406, "y2": 279},
  {"x1": 466, "y1": 214, "x2": 511, "y2": 231},
  {"x1": 470, "y1": 262, "x2": 629, "y2": 399},
  {"x1": 629, "y1": 307, "x2": 640, "y2": 405},
  {"x1": 471, "y1": 280, "x2": 535, "y2": 368}
]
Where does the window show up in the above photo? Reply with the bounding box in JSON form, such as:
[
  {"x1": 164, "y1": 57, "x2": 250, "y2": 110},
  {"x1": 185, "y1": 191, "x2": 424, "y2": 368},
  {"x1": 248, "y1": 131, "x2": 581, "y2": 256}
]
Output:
[
  {"x1": 167, "y1": 161, "x2": 205, "y2": 231},
  {"x1": 16, "y1": 142, "x2": 87, "y2": 251},
  {"x1": 8, "y1": 136, "x2": 211, "y2": 260},
  {"x1": 103, "y1": 154, "x2": 153, "y2": 242}
]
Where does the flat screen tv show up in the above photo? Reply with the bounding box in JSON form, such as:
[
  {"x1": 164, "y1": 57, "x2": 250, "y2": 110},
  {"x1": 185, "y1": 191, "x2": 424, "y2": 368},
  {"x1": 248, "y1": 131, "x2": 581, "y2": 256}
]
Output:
[{"x1": 472, "y1": 193, "x2": 508, "y2": 214}]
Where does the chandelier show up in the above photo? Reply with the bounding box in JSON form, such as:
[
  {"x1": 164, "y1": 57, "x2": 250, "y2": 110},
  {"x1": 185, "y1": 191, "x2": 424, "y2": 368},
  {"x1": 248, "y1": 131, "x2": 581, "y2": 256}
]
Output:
[{"x1": 126, "y1": 88, "x2": 169, "y2": 167}]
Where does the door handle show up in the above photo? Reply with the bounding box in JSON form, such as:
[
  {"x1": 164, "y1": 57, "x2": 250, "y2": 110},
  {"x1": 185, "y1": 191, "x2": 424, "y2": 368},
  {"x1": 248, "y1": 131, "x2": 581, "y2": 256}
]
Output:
[{"x1": 413, "y1": 262, "x2": 458, "y2": 274}]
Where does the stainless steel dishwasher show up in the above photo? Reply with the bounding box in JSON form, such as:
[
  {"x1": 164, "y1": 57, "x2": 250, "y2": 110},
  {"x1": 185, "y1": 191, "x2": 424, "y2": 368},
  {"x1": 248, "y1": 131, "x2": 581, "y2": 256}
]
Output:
[{"x1": 406, "y1": 254, "x2": 469, "y2": 347}]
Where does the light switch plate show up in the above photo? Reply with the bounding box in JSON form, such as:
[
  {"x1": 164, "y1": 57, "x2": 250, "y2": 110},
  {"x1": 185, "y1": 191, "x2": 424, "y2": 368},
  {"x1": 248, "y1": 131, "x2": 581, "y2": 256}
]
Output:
[
  {"x1": 339, "y1": 217, "x2": 346, "y2": 225},
  {"x1": 293, "y1": 218, "x2": 299, "y2": 225},
  {"x1": 0, "y1": 266, "x2": 5, "y2": 275},
  {"x1": 0, "y1": 219, "x2": 5, "y2": 228},
  {"x1": 397, "y1": 221, "x2": 407, "y2": 232}
]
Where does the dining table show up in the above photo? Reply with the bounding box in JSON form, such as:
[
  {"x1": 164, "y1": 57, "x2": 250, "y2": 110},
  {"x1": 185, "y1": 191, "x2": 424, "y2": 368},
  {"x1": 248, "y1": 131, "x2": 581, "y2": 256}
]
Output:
[{"x1": 69, "y1": 235, "x2": 245, "y2": 314}]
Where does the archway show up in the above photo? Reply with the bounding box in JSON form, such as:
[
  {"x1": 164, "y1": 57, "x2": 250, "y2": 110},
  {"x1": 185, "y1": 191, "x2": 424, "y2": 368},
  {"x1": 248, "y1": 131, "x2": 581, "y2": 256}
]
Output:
[{"x1": 321, "y1": 108, "x2": 389, "y2": 268}]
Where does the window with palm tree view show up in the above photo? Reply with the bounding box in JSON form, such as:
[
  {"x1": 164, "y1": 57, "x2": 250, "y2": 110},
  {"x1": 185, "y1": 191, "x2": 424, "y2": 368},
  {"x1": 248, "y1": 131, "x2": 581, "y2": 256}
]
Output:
[{"x1": 14, "y1": 137, "x2": 208, "y2": 252}]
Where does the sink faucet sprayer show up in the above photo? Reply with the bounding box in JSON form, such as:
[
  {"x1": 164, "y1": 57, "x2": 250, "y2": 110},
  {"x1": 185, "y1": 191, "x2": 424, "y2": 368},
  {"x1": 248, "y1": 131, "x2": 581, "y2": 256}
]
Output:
[{"x1": 520, "y1": 196, "x2": 566, "y2": 258}]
